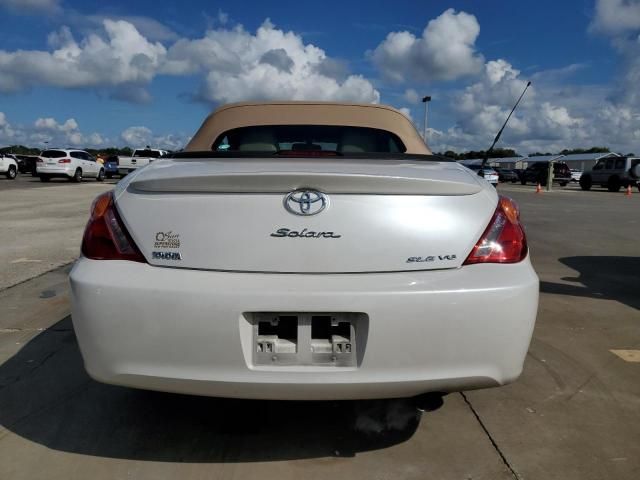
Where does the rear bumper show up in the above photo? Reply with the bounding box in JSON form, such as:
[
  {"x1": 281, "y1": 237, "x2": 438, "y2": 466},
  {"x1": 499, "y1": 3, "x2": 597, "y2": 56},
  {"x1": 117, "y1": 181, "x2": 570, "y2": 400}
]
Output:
[
  {"x1": 37, "y1": 166, "x2": 73, "y2": 177},
  {"x1": 70, "y1": 258, "x2": 539, "y2": 400},
  {"x1": 485, "y1": 176, "x2": 499, "y2": 185}
]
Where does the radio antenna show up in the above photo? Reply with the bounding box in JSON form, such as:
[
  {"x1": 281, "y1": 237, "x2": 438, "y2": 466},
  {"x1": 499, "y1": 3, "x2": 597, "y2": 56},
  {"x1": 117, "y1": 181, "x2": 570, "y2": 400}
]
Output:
[{"x1": 479, "y1": 81, "x2": 531, "y2": 176}]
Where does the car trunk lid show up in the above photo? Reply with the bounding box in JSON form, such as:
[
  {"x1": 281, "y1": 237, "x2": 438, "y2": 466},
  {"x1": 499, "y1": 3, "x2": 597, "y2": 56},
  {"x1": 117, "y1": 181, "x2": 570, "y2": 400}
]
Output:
[{"x1": 116, "y1": 157, "x2": 496, "y2": 273}]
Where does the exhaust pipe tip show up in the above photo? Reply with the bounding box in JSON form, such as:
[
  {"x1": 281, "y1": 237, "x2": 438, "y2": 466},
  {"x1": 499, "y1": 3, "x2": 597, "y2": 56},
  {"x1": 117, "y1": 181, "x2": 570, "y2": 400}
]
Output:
[{"x1": 413, "y1": 392, "x2": 445, "y2": 412}]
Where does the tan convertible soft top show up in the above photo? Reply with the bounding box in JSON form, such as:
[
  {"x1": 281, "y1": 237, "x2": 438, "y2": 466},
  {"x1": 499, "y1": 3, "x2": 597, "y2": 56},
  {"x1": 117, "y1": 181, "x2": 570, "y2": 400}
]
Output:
[{"x1": 185, "y1": 101, "x2": 431, "y2": 154}]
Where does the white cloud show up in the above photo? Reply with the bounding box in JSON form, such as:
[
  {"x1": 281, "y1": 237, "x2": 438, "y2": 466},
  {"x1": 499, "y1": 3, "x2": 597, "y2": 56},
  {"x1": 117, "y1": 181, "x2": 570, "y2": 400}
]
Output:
[
  {"x1": 590, "y1": 0, "x2": 640, "y2": 35},
  {"x1": 371, "y1": 9, "x2": 483, "y2": 83},
  {"x1": 427, "y1": 58, "x2": 640, "y2": 155},
  {"x1": 588, "y1": 0, "x2": 640, "y2": 131},
  {"x1": 0, "y1": 18, "x2": 379, "y2": 105},
  {"x1": 33, "y1": 116, "x2": 105, "y2": 146},
  {"x1": 164, "y1": 20, "x2": 380, "y2": 104},
  {"x1": 0, "y1": 0, "x2": 60, "y2": 14},
  {"x1": 1, "y1": 111, "x2": 188, "y2": 150},
  {"x1": 217, "y1": 9, "x2": 229, "y2": 25},
  {"x1": 0, "y1": 112, "x2": 16, "y2": 143},
  {"x1": 81, "y1": 14, "x2": 179, "y2": 42},
  {"x1": 0, "y1": 7, "x2": 638, "y2": 156},
  {"x1": 403, "y1": 88, "x2": 420, "y2": 104},
  {"x1": 1, "y1": 111, "x2": 190, "y2": 151},
  {"x1": 445, "y1": 60, "x2": 531, "y2": 145},
  {"x1": 35, "y1": 117, "x2": 78, "y2": 131},
  {"x1": 0, "y1": 20, "x2": 166, "y2": 96},
  {"x1": 121, "y1": 126, "x2": 154, "y2": 146},
  {"x1": 121, "y1": 126, "x2": 189, "y2": 150},
  {"x1": 0, "y1": 112, "x2": 106, "y2": 148}
]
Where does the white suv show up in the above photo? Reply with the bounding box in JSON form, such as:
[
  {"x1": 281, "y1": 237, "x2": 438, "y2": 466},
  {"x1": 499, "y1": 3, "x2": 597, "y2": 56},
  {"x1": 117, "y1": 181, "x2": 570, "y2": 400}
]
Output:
[
  {"x1": 0, "y1": 153, "x2": 18, "y2": 180},
  {"x1": 37, "y1": 149, "x2": 105, "y2": 183}
]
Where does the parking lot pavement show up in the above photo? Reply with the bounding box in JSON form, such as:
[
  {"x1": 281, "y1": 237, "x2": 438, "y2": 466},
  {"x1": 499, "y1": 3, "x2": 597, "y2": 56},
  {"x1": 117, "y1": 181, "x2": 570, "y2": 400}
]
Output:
[
  {"x1": 0, "y1": 174, "x2": 116, "y2": 289},
  {"x1": 0, "y1": 182, "x2": 639, "y2": 479}
]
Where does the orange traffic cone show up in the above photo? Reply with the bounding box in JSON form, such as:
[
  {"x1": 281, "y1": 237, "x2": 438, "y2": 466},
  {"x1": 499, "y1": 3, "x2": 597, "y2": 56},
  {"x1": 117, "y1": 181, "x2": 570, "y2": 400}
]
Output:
[
  {"x1": 625, "y1": 185, "x2": 632, "y2": 196},
  {"x1": 536, "y1": 183, "x2": 542, "y2": 194}
]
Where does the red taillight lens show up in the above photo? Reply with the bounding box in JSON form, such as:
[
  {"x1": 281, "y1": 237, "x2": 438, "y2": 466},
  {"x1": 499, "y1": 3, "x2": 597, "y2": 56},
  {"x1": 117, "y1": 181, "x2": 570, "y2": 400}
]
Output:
[
  {"x1": 81, "y1": 191, "x2": 146, "y2": 262},
  {"x1": 463, "y1": 196, "x2": 527, "y2": 265},
  {"x1": 58, "y1": 158, "x2": 71, "y2": 163}
]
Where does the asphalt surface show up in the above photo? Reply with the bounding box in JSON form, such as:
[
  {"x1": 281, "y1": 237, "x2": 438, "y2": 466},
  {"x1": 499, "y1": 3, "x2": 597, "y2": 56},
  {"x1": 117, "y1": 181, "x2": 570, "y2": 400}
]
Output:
[
  {"x1": 0, "y1": 174, "x2": 115, "y2": 289},
  {"x1": 0, "y1": 176, "x2": 639, "y2": 479}
]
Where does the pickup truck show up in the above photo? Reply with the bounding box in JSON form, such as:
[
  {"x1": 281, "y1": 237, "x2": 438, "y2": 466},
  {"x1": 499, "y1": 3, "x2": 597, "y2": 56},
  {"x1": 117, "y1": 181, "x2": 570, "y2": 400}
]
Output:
[{"x1": 118, "y1": 148, "x2": 168, "y2": 176}]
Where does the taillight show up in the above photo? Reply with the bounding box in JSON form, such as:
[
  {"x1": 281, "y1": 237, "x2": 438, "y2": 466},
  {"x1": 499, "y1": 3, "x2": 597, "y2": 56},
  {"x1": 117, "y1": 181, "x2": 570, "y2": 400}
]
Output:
[
  {"x1": 463, "y1": 196, "x2": 527, "y2": 265},
  {"x1": 81, "y1": 191, "x2": 146, "y2": 262},
  {"x1": 58, "y1": 158, "x2": 71, "y2": 163},
  {"x1": 37, "y1": 158, "x2": 44, "y2": 163}
]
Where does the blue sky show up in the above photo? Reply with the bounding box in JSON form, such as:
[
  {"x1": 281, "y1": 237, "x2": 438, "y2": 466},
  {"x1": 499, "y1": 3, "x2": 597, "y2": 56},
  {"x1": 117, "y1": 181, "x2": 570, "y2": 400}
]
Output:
[{"x1": 0, "y1": 0, "x2": 639, "y2": 154}]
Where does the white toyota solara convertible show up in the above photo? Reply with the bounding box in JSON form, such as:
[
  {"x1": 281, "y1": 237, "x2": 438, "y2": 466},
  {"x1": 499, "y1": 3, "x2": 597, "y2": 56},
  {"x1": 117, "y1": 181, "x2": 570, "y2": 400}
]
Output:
[{"x1": 70, "y1": 101, "x2": 539, "y2": 400}]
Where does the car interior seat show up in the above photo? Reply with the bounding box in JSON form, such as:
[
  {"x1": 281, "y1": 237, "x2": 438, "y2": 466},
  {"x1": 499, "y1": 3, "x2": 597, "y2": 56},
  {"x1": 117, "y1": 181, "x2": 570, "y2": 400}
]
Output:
[
  {"x1": 238, "y1": 129, "x2": 278, "y2": 152},
  {"x1": 339, "y1": 129, "x2": 378, "y2": 153}
]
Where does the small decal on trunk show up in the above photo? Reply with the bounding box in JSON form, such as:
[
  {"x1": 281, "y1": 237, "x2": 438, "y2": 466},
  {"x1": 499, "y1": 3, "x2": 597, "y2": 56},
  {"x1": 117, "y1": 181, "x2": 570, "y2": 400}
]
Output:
[{"x1": 154, "y1": 231, "x2": 180, "y2": 249}]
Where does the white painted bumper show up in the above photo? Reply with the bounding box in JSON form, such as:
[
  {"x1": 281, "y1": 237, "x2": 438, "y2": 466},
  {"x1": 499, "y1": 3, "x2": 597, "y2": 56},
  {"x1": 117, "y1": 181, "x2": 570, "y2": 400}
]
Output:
[
  {"x1": 69, "y1": 258, "x2": 538, "y2": 400},
  {"x1": 37, "y1": 165, "x2": 73, "y2": 176}
]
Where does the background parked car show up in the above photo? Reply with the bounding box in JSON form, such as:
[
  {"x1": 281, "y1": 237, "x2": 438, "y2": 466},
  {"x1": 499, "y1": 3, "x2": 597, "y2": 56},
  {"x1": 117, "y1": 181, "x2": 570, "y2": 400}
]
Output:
[
  {"x1": 495, "y1": 168, "x2": 519, "y2": 183},
  {"x1": 37, "y1": 149, "x2": 105, "y2": 183},
  {"x1": 570, "y1": 169, "x2": 582, "y2": 182},
  {"x1": 0, "y1": 153, "x2": 18, "y2": 179},
  {"x1": 100, "y1": 155, "x2": 120, "y2": 178},
  {"x1": 464, "y1": 164, "x2": 499, "y2": 186},
  {"x1": 117, "y1": 148, "x2": 168, "y2": 176},
  {"x1": 579, "y1": 156, "x2": 640, "y2": 192},
  {"x1": 513, "y1": 169, "x2": 525, "y2": 181},
  {"x1": 14, "y1": 154, "x2": 39, "y2": 175},
  {"x1": 521, "y1": 161, "x2": 572, "y2": 186}
]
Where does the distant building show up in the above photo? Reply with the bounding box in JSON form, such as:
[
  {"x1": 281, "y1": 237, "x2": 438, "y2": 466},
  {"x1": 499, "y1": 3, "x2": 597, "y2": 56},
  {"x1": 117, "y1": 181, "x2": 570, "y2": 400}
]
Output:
[
  {"x1": 488, "y1": 157, "x2": 528, "y2": 170},
  {"x1": 458, "y1": 157, "x2": 528, "y2": 169},
  {"x1": 558, "y1": 152, "x2": 619, "y2": 171}
]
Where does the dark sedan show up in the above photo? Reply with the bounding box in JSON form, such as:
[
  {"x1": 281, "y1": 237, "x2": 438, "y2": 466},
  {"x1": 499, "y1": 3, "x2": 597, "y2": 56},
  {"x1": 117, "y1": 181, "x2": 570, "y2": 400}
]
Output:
[
  {"x1": 520, "y1": 161, "x2": 572, "y2": 186},
  {"x1": 15, "y1": 155, "x2": 39, "y2": 175},
  {"x1": 495, "y1": 168, "x2": 519, "y2": 183}
]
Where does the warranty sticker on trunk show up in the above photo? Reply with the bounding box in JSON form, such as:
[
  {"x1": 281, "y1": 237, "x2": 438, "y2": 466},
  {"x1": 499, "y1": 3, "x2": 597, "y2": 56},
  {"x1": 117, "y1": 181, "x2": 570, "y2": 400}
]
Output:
[{"x1": 154, "y1": 231, "x2": 180, "y2": 249}]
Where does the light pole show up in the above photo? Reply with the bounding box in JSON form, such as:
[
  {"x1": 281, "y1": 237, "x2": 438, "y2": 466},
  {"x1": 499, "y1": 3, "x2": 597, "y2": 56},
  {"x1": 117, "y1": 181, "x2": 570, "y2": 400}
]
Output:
[{"x1": 422, "y1": 95, "x2": 431, "y2": 143}]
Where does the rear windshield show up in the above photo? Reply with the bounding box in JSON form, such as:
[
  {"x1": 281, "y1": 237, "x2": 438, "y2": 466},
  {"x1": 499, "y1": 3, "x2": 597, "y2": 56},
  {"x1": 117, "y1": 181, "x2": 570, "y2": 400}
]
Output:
[
  {"x1": 212, "y1": 125, "x2": 406, "y2": 154},
  {"x1": 133, "y1": 149, "x2": 162, "y2": 158},
  {"x1": 41, "y1": 150, "x2": 66, "y2": 158}
]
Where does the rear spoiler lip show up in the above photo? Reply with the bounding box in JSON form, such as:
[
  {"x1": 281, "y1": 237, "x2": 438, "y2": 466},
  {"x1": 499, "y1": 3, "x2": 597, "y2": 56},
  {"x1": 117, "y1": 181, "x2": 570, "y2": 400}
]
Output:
[
  {"x1": 169, "y1": 151, "x2": 452, "y2": 162},
  {"x1": 128, "y1": 172, "x2": 483, "y2": 196}
]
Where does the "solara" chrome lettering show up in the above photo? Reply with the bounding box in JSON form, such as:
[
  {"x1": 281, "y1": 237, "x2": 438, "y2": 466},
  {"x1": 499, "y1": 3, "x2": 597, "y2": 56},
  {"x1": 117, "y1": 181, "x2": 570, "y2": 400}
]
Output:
[{"x1": 270, "y1": 228, "x2": 341, "y2": 239}]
